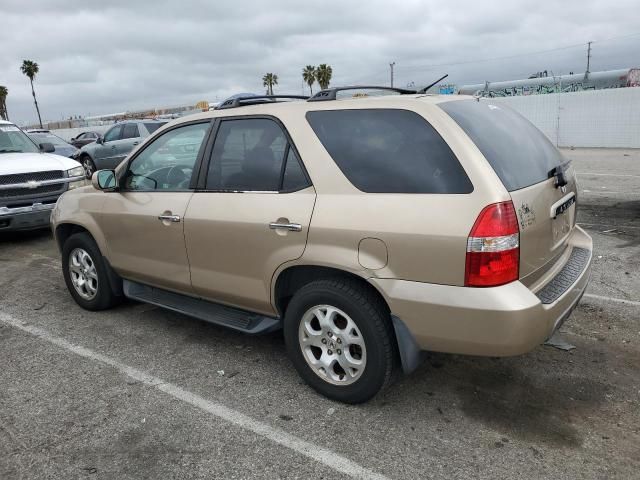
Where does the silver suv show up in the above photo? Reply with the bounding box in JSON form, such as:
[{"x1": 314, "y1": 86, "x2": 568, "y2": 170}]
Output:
[
  {"x1": 75, "y1": 119, "x2": 167, "y2": 178},
  {"x1": 52, "y1": 88, "x2": 592, "y2": 403}
]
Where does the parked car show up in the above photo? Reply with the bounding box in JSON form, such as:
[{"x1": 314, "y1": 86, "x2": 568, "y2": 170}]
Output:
[
  {"x1": 74, "y1": 120, "x2": 167, "y2": 178},
  {"x1": 51, "y1": 88, "x2": 592, "y2": 403},
  {"x1": 28, "y1": 131, "x2": 79, "y2": 159},
  {"x1": 69, "y1": 131, "x2": 101, "y2": 149},
  {"x1": 0, "y1": 120, "x2": 85, "y2": 231}
]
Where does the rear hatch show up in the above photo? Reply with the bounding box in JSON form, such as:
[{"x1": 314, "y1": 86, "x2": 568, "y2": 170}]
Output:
[{"x1": 439, "y1": 99, "x2": 578, "y2": 283}]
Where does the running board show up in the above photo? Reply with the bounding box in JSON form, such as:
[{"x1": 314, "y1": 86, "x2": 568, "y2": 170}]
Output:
[{"x1": 123, "y1": 280, "x2": 281, "y2": 334}]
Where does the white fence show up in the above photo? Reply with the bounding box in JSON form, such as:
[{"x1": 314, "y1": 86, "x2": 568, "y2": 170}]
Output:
[
  {"x1": 489, "y1": 87, "x2": 640, "y2": 148},
  {"x1": 53, "y1": 125, "x2": 112, "y2": 142}
]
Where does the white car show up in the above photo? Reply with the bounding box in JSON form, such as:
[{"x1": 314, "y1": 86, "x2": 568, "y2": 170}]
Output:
[{"x1": 0, "y1": 120, "x2": 85, "y2": 232}]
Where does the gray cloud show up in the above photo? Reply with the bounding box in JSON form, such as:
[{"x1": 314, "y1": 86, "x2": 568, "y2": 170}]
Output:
[{"x1": 1, "y1": 0, "x2": 638, "y2": 124}]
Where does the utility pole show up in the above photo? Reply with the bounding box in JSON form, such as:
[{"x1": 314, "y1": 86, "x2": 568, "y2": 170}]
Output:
[
  {"x1": 389, "y1": 62, "x2": 396, "y2": 87},
  {"x1": 586, "y1": 41, "x2": 592, "y2": 75}
]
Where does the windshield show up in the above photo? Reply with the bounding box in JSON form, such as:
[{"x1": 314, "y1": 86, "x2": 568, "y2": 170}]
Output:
[
  {"x1": 0, "y1": 124, "x2": 41, "y2": 154},
  {"x1": 28, "y1": 132, "x2": 71, "y2": 147},
  {"x1": 439, "y1": 99, "x2": 564, "y2": 191}
]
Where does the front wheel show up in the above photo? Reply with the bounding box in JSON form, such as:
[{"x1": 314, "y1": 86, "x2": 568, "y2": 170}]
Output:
[
  {"x1": 62, "y1": 232, "x2": 121, "y2": 311},
  {"x1": 81, "y1": 155, "x2": 96, "y2": 179},
  {"x1": 284, "y1": 278, "x2": 396, "y2": 403}
]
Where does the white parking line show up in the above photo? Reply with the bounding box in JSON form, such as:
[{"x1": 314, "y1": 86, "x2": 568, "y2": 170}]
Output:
[
  {"x1": 584, "y1": 293, "x2": 640, "y2": 307},
  {"x1": 576, "y1": 172, "x2": 640, "y2": 178},
  {"x1": 0, "y1": 312, "x2": 389, "y2": 480}
]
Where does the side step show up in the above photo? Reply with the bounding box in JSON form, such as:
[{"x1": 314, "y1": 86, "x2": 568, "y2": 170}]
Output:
[{"x1": 123, "y1": 280, "x2": 281, "y2": 334}]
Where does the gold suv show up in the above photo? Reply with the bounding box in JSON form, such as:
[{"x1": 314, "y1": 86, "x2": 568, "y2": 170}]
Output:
[{"x1": 52, "y1": 88, "x2": 592, "y2": 403}]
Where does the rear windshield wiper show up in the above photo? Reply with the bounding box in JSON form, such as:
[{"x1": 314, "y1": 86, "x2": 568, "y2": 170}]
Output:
[
  {"x1": 0, "y1": 149, "x2": 23, "y2": 153},
  {"x1": 548, "y1": 160, "x2": 571, "y2": 188}
]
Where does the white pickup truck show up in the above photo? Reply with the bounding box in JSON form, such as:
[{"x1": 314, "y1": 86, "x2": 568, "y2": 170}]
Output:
[{"x1": 0, "y1": 120, "x2": 85, "y2": 232}]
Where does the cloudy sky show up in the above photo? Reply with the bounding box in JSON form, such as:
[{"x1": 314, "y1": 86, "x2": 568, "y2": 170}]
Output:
[{"x1": 1, "y1": 0, "x2": 639, "y2": 124}]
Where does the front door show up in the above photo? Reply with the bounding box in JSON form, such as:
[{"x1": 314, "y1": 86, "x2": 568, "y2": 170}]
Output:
[
  {"x1": 99, "y1": 121, "x2": 212, "y2": 293},
  {"x1": 94, "y1": 124, "x2": 123, "y2": 168},
  {"x1": 185, "y1": 117, "x2": 316, "y2": 315}
]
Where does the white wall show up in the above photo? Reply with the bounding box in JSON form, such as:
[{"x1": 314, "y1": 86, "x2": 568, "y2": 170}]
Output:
[
  {"x1": 53, "y1": 124, "x2": 112, "y2": 142},
  {"x1": 489, "y1": 88, "x2": 640, "y2": 148}
]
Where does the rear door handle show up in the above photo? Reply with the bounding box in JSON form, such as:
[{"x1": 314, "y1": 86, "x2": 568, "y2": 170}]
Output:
[
  {"x1": 158, "y1": 214, "x2": 181, "y2": 223},
  {"x1": 132, "y1": 141, "x2": 139, "y2": 146},
  {"x1": 269, "y1": 222, "x2": 302, "y2": 232}
]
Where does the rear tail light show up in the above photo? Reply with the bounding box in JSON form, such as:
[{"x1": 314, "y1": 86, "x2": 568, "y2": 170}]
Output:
[{"x1": 465, "y1": 201, "x2": 519, "y2": 287}]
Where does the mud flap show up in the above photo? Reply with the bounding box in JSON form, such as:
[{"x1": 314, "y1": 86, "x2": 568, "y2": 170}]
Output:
[{"x1": 391, "y1": 315, "x2": 426, "y2": 374}]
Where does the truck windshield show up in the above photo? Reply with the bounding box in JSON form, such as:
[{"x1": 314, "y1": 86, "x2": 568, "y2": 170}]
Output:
[{"x1": 0, "y1": 125, "x2": 41, "y2": 154}]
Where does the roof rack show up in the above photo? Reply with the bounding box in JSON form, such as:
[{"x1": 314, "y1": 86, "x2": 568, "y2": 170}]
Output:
[
  {"x1": 308, "y1": 86, "x2": 417, "y2": 102},
  {"x1": 216, "y1": 95, "x2": 309, "y2": 110}
]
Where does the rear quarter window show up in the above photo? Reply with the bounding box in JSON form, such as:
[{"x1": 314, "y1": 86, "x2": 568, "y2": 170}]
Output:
[
  {"x1": 306, "y1": 109, "x2": 473, "y2": 194},
  {"x1": 439, "y1": 99, "x2": 564, "y2": 191}
]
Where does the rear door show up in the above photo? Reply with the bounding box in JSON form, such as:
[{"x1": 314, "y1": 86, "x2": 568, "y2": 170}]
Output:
[
  {"x1": 184, "y1": 117, "x2": 315, "y2": 315},
  {"x1": 118, "y1": 123, "x2": 142, "y2": 163},
  {"x1": 440, "y1": 99, "x2": 578, "y2": 279}
]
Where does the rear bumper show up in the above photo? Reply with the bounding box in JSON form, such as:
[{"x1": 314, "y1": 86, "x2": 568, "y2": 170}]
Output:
[
  {"x1": 372, "y1": 226, "x2": 592, "y2": 357},
  {"x1": 0, "y1": 203, "x2": 55, "y2": 231}
]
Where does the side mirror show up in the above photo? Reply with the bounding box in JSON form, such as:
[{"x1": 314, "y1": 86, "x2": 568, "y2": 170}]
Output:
[
  {"x1": 70, "y1": 137, "x2": 76, "y2": 142},
  {"x1": 96, "y1": 136, "x2": 104, "y2": 145},
  {"x1": 92, "y1": 169, "x2": 118, "y2": 192},
  {"x1": 39, "y1": 142, "x2": 55, "y2": 153}
]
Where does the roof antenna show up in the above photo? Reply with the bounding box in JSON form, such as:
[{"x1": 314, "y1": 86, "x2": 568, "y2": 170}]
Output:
[{"x1": 417, "y1": 74, "x2": 449, "y2": 94}]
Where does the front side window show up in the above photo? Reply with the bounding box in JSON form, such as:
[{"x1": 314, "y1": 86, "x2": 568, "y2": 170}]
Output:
[
  {"x1": 306, "y1": 109, "x2": 473, "y2": 194},
  {"x1": 123, "y1": 122, "x2": 210, "y2": 191},
  {"x1": 206, "y1": 118, "x2": 309, "y2": 192},
  {"x1": 122, "y1": 123, "x2": 140, "y2": 139},
  {"x1": 103, "y1": 125, "x2": 122, "y2": 142}
]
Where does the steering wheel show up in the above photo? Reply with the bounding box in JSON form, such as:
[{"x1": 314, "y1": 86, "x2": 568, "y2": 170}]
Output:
[{"x1": 166, "y1": 165, "x2": 188, "y2": 189}]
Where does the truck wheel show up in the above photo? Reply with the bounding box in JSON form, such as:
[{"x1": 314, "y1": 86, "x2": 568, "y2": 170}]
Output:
[
  {"x1": 62, "y1": 232, "x2": 121, "y2": 311},
  {"x1": 284, "y1": 278, "x2": 396, "y2": 403},
  {"x1": 81, "y1": 155, "x2": 96, "y2": 179}
]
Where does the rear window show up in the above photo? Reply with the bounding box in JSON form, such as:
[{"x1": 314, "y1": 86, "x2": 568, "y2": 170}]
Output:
[
  {"x1": 439, "y1": 99, "x2": 564, "y2": 191},
  {"x1": 306, "y1": 109, "x2": 473, "y2": 194},
  {"x1": 144, "y1": 122, "x2": 167, "y2": 134}
]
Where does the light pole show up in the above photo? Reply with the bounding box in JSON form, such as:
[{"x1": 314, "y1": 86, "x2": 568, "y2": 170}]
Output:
[{"x1": 389, "y1": 62, "x2": 396, "y2": 87}]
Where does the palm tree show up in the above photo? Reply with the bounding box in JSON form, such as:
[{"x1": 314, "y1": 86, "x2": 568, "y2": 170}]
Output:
[
  {"x1": 0, "y1": 86, "x2": 8, "y2": 121},
  {"x1": 316, "y1": 64, "x2": 333, "y2": 90},
  {"x1": 262, "y1": 73, "x2": 278, "y2": 96},
  {"x1": 302, "y1": 65, "x2": 316, "y2": 95},
  {"x1": 20, "y1": 60, "x2": 43, "y2": 128}
]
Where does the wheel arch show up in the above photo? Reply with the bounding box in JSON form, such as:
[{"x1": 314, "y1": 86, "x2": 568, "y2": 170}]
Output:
[{"x1": 272, "y1": 264, "x2": 390, "y2": 318}]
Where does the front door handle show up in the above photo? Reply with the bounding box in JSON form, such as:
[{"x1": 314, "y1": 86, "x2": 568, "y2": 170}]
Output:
[
  {"x1": 132, "y1": 141, "x2": 139, "y2": 146},
  {"x1": 269, "y1": 221, "x2": 302, "y2": 232},
  {"x1": 158, "y1": 214, "x2": 181, "y2": 223}
]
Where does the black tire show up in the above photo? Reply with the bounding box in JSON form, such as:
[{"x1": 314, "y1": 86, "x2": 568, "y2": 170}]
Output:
[
  {"x1": 62, "y1": 232, "x2": 121, "y2": 311},
  {"x1": 284, "y1": 278, "x2": 397, "y2": 404},
  {"x1": 81, "y1": 155, "x2": 96, "y2": 179}
]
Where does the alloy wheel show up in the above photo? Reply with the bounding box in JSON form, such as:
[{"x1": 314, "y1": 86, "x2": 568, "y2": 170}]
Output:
[
  {"x1": 298, "y1": 305, "x2": 367, "y2": 385},
  {"x1": 68, "y1": 248, "x2": 98, "y2": 300}
]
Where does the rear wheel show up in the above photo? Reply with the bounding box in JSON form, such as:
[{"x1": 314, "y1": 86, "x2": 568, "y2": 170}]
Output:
[
  {"x1": 284, "y1": 278, "x2": 396, "y2": 403},
  {"x1": 62, "y1": 232, "x2": 121, "y2": 311},
  {"x1": 81, "y1": 155, "x2": 96, "y2": 179}
]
